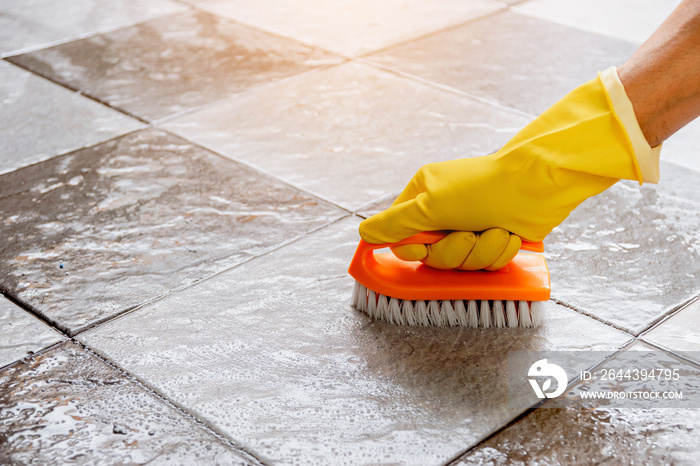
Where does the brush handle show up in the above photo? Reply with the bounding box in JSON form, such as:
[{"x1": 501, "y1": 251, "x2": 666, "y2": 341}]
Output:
[
  {"x1": 348, "y1": 231, "x2": 550, "y2": 301},
  {"x1": 374, "y1": 231, "x2": 545, "y2": 253}
]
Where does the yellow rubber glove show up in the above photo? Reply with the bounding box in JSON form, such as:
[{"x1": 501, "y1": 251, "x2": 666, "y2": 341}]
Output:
[{"x1": 360, "y1": 67, "x2": 661, "y2": 269}]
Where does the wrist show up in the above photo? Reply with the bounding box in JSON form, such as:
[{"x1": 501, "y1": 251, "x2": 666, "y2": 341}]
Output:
[{"x1": 599, "y1": 67, "x2": 662, "y2": 184}]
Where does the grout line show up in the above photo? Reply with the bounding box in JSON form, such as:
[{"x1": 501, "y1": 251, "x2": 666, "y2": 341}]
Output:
[
  {"x1": 0, "y1": 288, "x2": 74, "y2": 339},
  {"x1": 353, "y1": 56, "x2": 535, "y2": 120},
  {"x1": 153, "y1": 58, "x2": 348, "y2": 125},
  {"x1": 155, "y1": 126, "x2": 355, "y2": 215},
  {"x1": 637, "y1": 337, "x2": 700, "y2": 370},
  {"x1": 2, "y1": 58, "x2": 152, "y2": 125},
  {"x1": 4, "y1": 9, "x2": 349, "y2": 133},
  {"x1": 188, "y1": 4, "x2": 356, "y2": 60},
  {"x1": 70, "y1": 340, "x2": 268, "y2": 465},
  {"x1": 549, "y1": 296, "x2": 637, "y2": 336},
  {"x1": 443, "y1": 404, "x2": 543, "y2": 465},
  {"x1": 638, "y1": 293, "x2": 700, "y2": 338},
  {"x1": 350, "y1": 192, "x2": 402, "y2": 218},
  {"x1": 0, "y1": 126, "x2": 146, "y2": 179},
  {"x1": 444, "y1": 340, "x2": 636, "y2": 465},
  {"x1": 354, "y1": 3, "x2": 507, "y2": 60},
  {"x1": 71, "y1": 214, "x2": 352, "y2": 336},
  {"x1": 0, "y1": 340, "x2": 66, "y2": 373},
  {"x1": 1, "y1": 332, "x2": 267, "y2": 463},
  {"x1": 0, "y1": 8, "x2": 191, "y2": 60}
]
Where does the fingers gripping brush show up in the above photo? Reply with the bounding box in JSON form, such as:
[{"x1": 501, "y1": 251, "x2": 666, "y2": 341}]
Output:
[{"x1": 348, "y1": 232, "x2": 550, "y2": 328}]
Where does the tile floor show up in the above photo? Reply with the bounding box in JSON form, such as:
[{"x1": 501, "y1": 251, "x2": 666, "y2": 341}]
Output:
[{"x1": 1, "y1": 0, "x2": 698, "y2": 464}]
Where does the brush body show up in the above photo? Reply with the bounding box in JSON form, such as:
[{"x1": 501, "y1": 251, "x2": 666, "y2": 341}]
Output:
[{"x1": 348, "y1": 232, "x2": 550, "y2": 328}]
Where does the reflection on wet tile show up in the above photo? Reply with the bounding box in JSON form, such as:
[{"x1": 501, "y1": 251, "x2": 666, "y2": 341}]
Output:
[
  {"x1": 79, "y1": 217, "x2": 630, "y2": 465},
  {"x1": 0, "y1": 297, "x2": 63, "y2": 369},
  {"x1": 514, "y1": 0, "x2": 681, "y2": 44},
  {"x1": 663, "y1": 118, "x2": 700, "y2": 173},
  {"x1": 202, "y1": 0, "x2": 502, "y2": 57},
  {"x1": 645, "y1": 298, "x2": 700, "y2": 356},
  {"x1": 367, "y1": 11, "x2": 636, "y2": 115},
  {"x1": 0, "y1": 61, "x2": 143, "y2": 175},
  {"x1": 0, "y1": 341, "x2": 257, "y2": 465},
  {"x1": 455, "y1": 342, "x2": 700, "y2": 466},
  {"x1": 0, "y1": 0, "x2": 185, "y2": 57},
  {"x1": 546, "y1": 162, "x2": 700, "y2": 334},
  {"x1": 0, "y1": 129, "x2": 344, "y2": 335},
  {"x1": 9, "y1": 11, "x2": 341, "y2": 121},
  {"x1": 164, "y1": 62, "x2": 529, "y2": 211}
]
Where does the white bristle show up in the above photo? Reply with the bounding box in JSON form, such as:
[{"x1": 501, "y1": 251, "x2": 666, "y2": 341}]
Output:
[
  {"x1": 454, "y1": 300, "x2": 468, "y2": 326},
  {"x1": 442, "y1": 300, "x2": 458, "y2": 326},
  {"x1": 493, "y1": 300, "x2": 506, "y2": 328},
  {"x1": 353, "y1": 286, "x2": 546, "y2": 329},
  {"x1": 427, "y1": 300, "x2": 442, "y2": 326},
  {"x1": 352, "y1": 281, "x2": 361, "y2": 307},
  {"x1": 530, "y1": 301, "x2": 545, "y2": 327},
  {"x1": 377, "y1": 294, "x2": 389, "y2": 320},
  {"x1": 367, "y1": 289, "x2": 377, "y2": 317},
  {"x1": 480, "y1": 300, "x2": 491, "y2": 328},
  {"x1": 403, "y1": 300, "x2": 416, "y2": 326},
  {"x1": 506, "y1": 300, "x2": 518, "y2": 328},
  {"x1": 357, "y1": 284, "x2": 367, "y2": 312},
  {"x1": 467, "y1": 300, "x2": 479, "y2": 328},
  {"x1": 415, "y1": 300, "x2": 429, "y2": 325},
  {"x1": 388, "y1": 298, "x2": 401, "y2": 324},
  {"x1": 394, "y1": 299, "x2": 406, "y2": 325},
  {"x1": 519, "y1": 300, "x2": 533, "y2": 328}
]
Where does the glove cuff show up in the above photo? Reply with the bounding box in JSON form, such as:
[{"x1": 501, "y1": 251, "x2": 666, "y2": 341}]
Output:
[{"x1": 598, "y1": 66, "x2": 662, "y2": 184}]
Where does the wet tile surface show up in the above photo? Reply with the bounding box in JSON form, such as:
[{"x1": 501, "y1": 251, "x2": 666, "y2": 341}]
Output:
[
  {"x1": 0, "y1": 297, "x2": 63, "y2": 369},
  {"x1": 0, "y1": 61, "x2": 143, "y2": 175},
  {"x1": 546, "y1": 162, "x2": 700, "y2": 335},
  {"x1": 514, "y1": 0, "x2": 682, "y2": 44},
  {"x1": 202, "y1": 0, "x2": 502, "y2": 57},
  {"x1": 164, "y1": 61, "x2": 529, "y2": 211},
  {"x1": 644, "y1": 298, "x2": 700, "y2": 356},
  {"x1": 79, "y1": 217, "x2": 630, "y2": 465},
  {"x1": 0, "y1": 0, "x2": 185, "y2": 57},
  {"x1": 0, "y1": 129, "x2": 344, "y2": 335},
  {"x1": 9, "y1": 11, "x2": 342, "y2": 121},
  {"x1": 458, "y1": 407, "x2": 700, "y2": 465},
  {"x1": 367, "y1": 10, "x2": 637, "y2": 115},
  {"x1": 0, "y1": 341, "x2": 257, "y2": 465},
  {"x1": 455, "y1": 342, "x2": 700, "y2": 466}
]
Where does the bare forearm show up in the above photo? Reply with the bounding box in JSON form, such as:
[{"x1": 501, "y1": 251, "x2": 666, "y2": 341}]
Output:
[{"x1": 618, "y1": 0, "x2": 700, "y2": 147}]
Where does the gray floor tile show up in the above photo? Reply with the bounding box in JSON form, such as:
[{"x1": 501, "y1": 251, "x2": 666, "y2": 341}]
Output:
[
  {"x1": 0, "y1": 0, "x2": 185, "y2": 57},
  {"x1": 202, "y1": 0, "x2": 502, "y2": 57},
  {"x1": 514, "y1": 0, "x2": 682, "y2": 44},
  {"x1": 0, "y1": 297, "x2": 63, "y2": 369},
  {"x1": 455, "y1": 342, "x2": 700, "y2": 466},
  {"x1": 8, "y1": 11, "x2": 341, "y2": 121},
  {"x1": 79, "y1": 217, "x2": 630, "y2": 465},
  {"x1": 367, "y1": 10, "x2": 637, "y2": 115},
  {"x1": 546, "y1": 162, "x2": 700, "y2": 335},
  {"x1": 0, "y1": 341, "x2": 258, "y2": 465},
  {"x1": 644, "y1": 298, "x2": 700, "y2": 356},
  {"x1": 163, "y1": 61, "x2": 529, "y2": 211},
  {"x1": 0, "y1": 61, "x2": 144, "y2": 175},
  {"x1": 0, "y1": 129, "x2": 344, "y2": 335}
]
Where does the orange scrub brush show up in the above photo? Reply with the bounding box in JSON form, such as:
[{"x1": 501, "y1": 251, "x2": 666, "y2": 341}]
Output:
[{"x1": 348, "y1": 232, "x2": 550, "y2": 328}]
